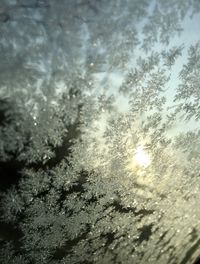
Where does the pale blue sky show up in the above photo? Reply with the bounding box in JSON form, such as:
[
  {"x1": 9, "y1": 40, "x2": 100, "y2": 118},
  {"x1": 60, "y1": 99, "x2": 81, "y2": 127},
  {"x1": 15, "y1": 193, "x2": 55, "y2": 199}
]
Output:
[{"x1": 91, "y1": 8, "x2": 200, "y2": 137}]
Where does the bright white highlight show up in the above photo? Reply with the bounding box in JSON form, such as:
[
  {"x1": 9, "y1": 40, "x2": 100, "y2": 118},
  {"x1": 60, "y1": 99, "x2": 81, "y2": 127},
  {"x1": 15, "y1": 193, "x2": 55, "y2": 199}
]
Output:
[{"x1": 134, "y1": 145, "x2": 151, "y2": 167}]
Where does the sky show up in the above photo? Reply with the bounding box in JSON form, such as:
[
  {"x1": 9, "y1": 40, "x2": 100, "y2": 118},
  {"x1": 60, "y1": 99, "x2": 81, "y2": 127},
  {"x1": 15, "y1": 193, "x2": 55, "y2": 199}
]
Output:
[{"x1": 87, "y1": 5, "x2": 200, "y2": 138}]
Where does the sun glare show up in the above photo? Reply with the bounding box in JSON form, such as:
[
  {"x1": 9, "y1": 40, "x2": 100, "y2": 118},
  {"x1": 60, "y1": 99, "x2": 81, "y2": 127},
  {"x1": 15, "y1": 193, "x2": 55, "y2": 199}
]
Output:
[{"x1": 134, "y1": 145, "x2": 151, "y2": 168}]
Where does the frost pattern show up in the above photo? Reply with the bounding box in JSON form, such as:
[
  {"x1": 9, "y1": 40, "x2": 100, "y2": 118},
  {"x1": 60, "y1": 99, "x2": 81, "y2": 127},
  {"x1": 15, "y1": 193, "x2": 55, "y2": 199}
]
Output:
[{"x1": 0, "y1": 1, "x2": 200, "y2": 264}]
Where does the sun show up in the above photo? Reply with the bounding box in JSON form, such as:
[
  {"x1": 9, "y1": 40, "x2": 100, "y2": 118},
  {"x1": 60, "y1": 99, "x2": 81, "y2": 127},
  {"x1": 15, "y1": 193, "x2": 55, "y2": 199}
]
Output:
[{"x1": 134, "y1": 145, "x2": 151, "y2": 168}]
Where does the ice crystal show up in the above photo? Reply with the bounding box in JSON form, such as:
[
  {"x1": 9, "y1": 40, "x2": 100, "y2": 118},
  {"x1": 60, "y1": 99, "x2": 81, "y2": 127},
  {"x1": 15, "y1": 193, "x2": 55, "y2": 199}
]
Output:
[{"x1": 0, "y1": 1, "x2": 200, "y2": 264}]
